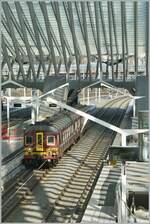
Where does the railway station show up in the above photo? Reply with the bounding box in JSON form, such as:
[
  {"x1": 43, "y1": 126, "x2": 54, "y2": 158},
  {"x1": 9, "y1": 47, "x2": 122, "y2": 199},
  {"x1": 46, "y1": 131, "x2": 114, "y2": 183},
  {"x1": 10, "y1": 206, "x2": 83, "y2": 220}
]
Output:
[{"x1": 1, "y1": 1, "x2": 149, "y2": 223}]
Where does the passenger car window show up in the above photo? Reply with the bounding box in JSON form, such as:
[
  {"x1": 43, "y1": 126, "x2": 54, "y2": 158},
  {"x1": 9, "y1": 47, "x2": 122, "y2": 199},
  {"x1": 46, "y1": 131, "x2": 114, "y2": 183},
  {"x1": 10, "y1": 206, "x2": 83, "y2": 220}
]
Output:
[
  {"x1": 25, "y1": 136, "x2": 33, "y2": 144},
  {"x1": 47, "y1": 136, "x2": 55, "y2": 145}
]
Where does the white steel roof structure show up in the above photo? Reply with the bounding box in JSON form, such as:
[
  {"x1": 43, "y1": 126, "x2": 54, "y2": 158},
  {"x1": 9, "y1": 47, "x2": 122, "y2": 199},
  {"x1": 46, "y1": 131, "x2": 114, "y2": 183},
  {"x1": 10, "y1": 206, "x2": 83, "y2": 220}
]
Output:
[{"x1": 1, "y1": 1, "x2": 149, "y2": 84}]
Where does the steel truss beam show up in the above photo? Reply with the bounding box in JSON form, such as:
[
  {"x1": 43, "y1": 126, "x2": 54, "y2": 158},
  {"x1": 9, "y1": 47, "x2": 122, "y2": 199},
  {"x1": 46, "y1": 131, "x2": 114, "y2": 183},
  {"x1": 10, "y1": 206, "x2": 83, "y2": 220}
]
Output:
[
  {"x1": 111, "y1": 2, "x2": 119, "y2": 78},
  {"x1": 134, "y1": 2, "x2": 138, "y2": 76},
  {"x1": 75, "y1": 2, "x2": 86, "y2": 42},
  {"x1": 99, "y1": 2, "x2": 109, "y2": 78},
  {"x1": 2, "y1": 14, "x2": 26, "y2": 57},
  {"x1": 15, "y1": 2, "x2": 36, "y2": 82},
  {"x1": 108, "y1": 2, "x2": 114, "y2": 81},
  {"x1": 121, "y1": 2, "x2": 126, "y2": 83},
  {"x1": 123, "y1": 3, "x2": 129, "y2": 78},
  {"x1": 39, "y1": 2, "x2": 58, "y2": 75},
  {"x1": 94, "y1": 2, "x2": 103, "y2": 79},
  {"x1": 27, "y1": 2, "x2": 46, "y2": 76},
  {"x1": 63, "y1": 2, "x2": 81, "y2": 56},
  {"x1": 2, "y1": 35, "x2": 15, "y2": 57},
  {"x1": 2, "y1": 2, "x2": 25, "y2": 81},
  {"x1": 51, "y1": 2, "x2": 72, "y2": 57},
  {"x1": 2, "y1": 35, "x2": 15, "y2": 80},
  {"x1": 67, "y1": 2, "x2": 80, "y2": 79},
  {"x1": 52, "y1": 2, "x2": 71, "y2": 76},
  {"x1": 81, "y1": 2, "x2": 92, "y2": 79},
  {"x1": 146, "y1": 2, "x2": 149, "y2": 77},
  {"x1": 87, "y1": 2, "x2": 97, "y2": 50}
]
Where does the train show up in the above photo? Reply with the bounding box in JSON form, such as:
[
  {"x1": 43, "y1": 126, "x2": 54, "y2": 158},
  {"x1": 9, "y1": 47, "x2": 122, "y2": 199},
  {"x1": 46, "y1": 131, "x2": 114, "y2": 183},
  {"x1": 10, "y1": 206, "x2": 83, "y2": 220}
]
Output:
[{"x1": 23, "y1": 108, "x2": 92, "y2": 167}]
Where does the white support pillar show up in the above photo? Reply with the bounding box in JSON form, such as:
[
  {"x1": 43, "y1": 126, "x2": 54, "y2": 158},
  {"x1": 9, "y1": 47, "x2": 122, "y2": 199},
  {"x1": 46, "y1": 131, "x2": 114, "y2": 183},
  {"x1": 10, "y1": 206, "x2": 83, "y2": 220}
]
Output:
[
  {"x1": 24, "y1": 87, "x2": 26, "y2": 97},
  {"x1": 121, "y1": 165, "x2": 127, "y2": 224},
  {"x1": 133, "y1": 99, "x2": 136, "y2": 117},
  {"x1": 31, "y1": 89, "x2": 38, "y2": 124},
  {"x1": 75, "y1": 72, "x2": 77, "y2": 80},
  {"x1": 98, "y1": 87, "x2": 101, "y2": 100},
  {"x1": 81, "y1": 118, "x2": 88, "y2": 133},
  {"x1": 95, "y1": 88, "x2": 97, "y2": 101},
  {"x1": 117, "y1": 183, "x2": 122, "y2": 224},
  {"x1": 8, "y1": 88, "x2": 11, "y2": 97},
  {"x1": 87, "y1": 88, "x2": 90, "y2": 105},
  {"x1": 82, "y1": 88, "x2": 85, "y2": 105},
  {"x1": 66, "y1": 73, "x2": 69, "y2": 82},
  {"x1": 121, "y1": 134, "x2": 127, "y2": 147},
  {"x1": 36, "y1": 104, "x2": 39, "y2": 122},
  {"x1": 7, "y1": 97, "x2": 10, "y2": 137},
  {"x1": 83, "y1": 73, "x2": 85, "y2": 80},
  {"x1": 31, "y1": 108, "x2": 36, "y2": 124},
  {"x1": 116, "y1": 89, "x2": 118, "y2": 97},
  {"x1": 24, "y1": 88, "x2": 26, "y2": 107}
]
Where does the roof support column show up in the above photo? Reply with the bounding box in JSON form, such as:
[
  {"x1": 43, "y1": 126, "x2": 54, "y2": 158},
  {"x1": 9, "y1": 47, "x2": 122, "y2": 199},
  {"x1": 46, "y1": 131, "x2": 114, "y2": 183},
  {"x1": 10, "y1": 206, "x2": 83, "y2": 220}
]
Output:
[
  {"x1": 15, "y1": 2, "x2": 36, "y2": 82},
  {"x1": 52, "y1": 2, "x2": 69, "y2": 79},
  {"x1": 81, "y1": 2, "x2": 92, "y2": 80},
  {"x1": 87, "y1": 3, "x2": 97, "y2": 49},
  {"x1": 99, "y1": 3, "x2": 109, "y2": 79},
  {"x1": 2, "y1": 35, "x2": 15, "y2": 80},
  {"x1": 123, "y1": 3, "x2": 129, "y2": 79},
  {"x1": 121, "y1": 2, "x2": 126, "y2": 83},
  {"x1": 67, "y1": 2, "x2": 80, "y2": 80},
  {"x1": 94, "y1": 2, "x2": 103, "y2": 80},
  {"x1": 121, "y1": 134, "x2": 127, "y2": 147},
  {"x1": 146, "y1": 2, "x2": 149, "y2": 77},
  {"x1": 39, "y1": 2, "x2": 58, "y2": 75},
  {"x1": 134, "y1": 2, "x2": 138, "y2": 77},
  {"x1": 108, "y1": 2, "x2": 114, "y2": 82},
  {"x1": 111, "y1": 2, "x2": 119, "y2": 79},
  {"x1": 27, "y1": 2, "x2": 46, "y2": 76},
  {"x1": 2, "y1": 2, "x2": 26, "y2": 81}
]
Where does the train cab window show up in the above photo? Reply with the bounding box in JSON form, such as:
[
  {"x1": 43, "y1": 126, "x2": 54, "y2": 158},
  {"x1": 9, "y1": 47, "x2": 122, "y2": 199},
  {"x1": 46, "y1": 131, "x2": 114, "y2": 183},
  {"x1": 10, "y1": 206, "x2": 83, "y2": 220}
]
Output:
[
  {"x1": 38, "y1": 135, "x2": 42, "y2": 145},
  {"x1": 25, "y1": 136, "x2": 33, "y2": 145},
  {"x1": 47, "y1": 136, "x2": 55, "y2": 145}
]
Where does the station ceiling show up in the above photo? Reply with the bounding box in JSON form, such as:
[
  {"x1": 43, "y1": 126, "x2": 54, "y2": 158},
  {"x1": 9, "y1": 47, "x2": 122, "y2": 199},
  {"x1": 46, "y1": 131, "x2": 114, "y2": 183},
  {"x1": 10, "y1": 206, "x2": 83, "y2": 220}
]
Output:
[{"x1": 1, "y1": 1, "x2": 149, "y2": 84}]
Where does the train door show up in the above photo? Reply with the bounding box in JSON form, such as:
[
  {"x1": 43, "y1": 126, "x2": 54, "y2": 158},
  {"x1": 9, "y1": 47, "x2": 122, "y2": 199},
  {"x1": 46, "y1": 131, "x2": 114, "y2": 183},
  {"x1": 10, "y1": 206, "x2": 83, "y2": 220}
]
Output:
[{"x1": 36, "y1": 132, "x2": 43, "y2": 151}]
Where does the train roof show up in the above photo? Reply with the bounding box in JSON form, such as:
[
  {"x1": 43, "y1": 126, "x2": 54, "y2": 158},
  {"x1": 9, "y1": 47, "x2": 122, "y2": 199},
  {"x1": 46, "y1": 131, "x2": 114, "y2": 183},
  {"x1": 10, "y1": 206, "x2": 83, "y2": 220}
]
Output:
[{"x1": 25, "y1": 110, "x2": 80, "y2": 133}]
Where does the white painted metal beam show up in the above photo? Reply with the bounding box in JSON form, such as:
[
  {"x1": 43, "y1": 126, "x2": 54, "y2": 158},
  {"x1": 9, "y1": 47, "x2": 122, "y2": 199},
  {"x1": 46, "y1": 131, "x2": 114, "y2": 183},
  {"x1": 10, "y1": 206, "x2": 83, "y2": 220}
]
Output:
[
  {"x1": 46, "y1": 96, "x2": 148, "y2": 140},
  {"x1": 46, "y1": 96, "x2": 126, "y2": 135},
  {"x1": 124, "y1": 129, "x2": 149, "y2": 136},
  {"x1": 1, "y1": 80, "x2": 25, "y2": 88}
]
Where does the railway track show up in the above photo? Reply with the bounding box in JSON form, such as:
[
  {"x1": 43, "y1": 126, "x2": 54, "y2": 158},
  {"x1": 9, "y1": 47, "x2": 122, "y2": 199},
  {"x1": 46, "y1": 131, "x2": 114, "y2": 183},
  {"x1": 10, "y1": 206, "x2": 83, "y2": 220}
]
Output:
[
  {"x1": 41, "y1": 98, "x2": 129, "y2": 223},
  {"x1": 2, "y1": 96, "x2": 130, "y2": 222}
]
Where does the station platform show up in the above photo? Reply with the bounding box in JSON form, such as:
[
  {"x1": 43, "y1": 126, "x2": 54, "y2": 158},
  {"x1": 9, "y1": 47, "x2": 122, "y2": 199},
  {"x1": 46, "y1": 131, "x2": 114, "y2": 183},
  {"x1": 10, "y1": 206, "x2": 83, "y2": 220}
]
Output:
[
  {"x1": 126, "y1": 161, "x2": 149, "y2": 223},
  {"x1": 82, "y1": 163, "x2": 121, "y2": 223},
  {"x1": 2, "y1": 138, "x2": 23, "y2": 160},
  {"x1": 126, "y1": 161, "x2": 149, "y2": 193}
]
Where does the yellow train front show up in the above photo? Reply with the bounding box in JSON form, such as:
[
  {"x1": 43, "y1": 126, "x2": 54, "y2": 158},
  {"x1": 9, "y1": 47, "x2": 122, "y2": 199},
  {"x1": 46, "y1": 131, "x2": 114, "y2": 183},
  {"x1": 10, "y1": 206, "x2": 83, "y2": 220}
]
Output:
[{"x1": 23, "y1": 112, "x2": 82, "y2": 167}]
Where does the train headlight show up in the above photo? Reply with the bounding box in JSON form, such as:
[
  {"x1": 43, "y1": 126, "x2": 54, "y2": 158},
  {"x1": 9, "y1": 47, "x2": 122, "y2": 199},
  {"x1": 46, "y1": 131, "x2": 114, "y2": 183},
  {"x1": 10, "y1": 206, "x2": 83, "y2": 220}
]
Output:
[{"x1": 28, "y1": 148, "x2": 32, "y2": 152}]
